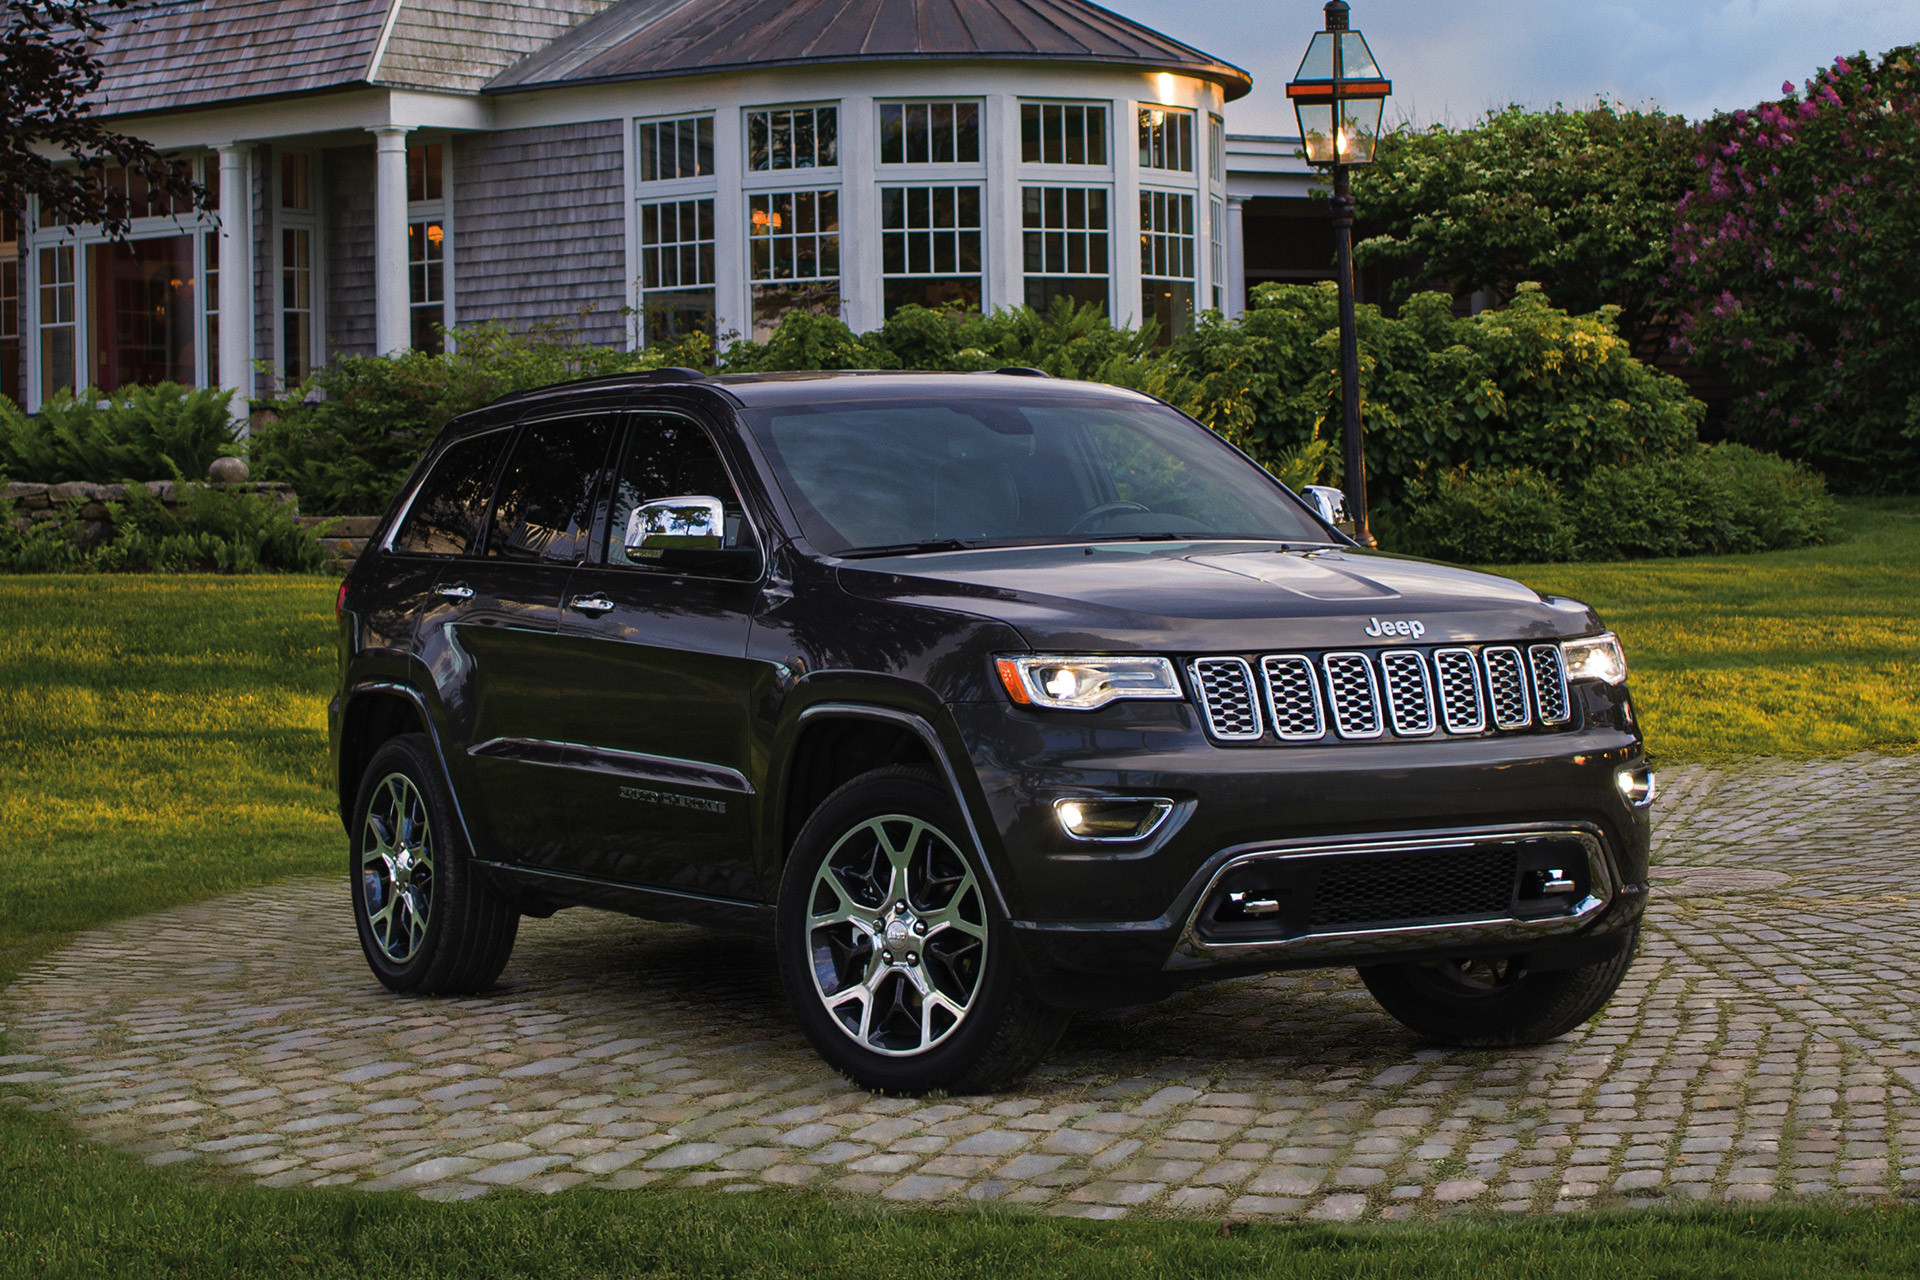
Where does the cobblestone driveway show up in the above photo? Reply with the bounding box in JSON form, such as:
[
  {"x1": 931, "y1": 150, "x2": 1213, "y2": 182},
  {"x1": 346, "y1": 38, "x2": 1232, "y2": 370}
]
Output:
[{"x1": 3, "y1": 754, "x2": 1917, "y2": 1220}]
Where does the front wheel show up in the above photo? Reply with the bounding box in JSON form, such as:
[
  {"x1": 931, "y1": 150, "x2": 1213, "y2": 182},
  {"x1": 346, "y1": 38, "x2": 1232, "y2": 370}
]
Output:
[
  {"x1": 776, "y1": 767, "x2": 1067, "y2": 1094},
  {"x1": 1357, "y1": 928, "x2": 1638, "y2": 1046}
]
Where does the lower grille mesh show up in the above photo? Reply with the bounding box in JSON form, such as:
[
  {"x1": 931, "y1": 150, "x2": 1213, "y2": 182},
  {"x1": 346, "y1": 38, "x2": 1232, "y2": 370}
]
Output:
[{"x1": 1311, "y1": 847, "x2": 1520, "y2": 929}]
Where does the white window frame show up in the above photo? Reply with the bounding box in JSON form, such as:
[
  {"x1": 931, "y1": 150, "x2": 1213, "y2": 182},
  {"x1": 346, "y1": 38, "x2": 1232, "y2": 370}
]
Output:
[
  {"x1": 406, "y1": 138, "x2": 454, "y2": 354},
  {"x1": 1018, "y1": 100, "x2": 1112, "y2": 170},
  {"x1": 1020, "y1": 183, "x2": 1111, "y2": 315},
  {"x1": 21, "y1": 159, "x2": 218, "y2": 410},
  {"x1": 273, "y1": 147, "x2": 322, "y2": 385},
  {"x1": 745, "y1": 187, "x2": 844, "y2": 339},
  {"x1": 877, "y1": 98, "x2": 986, "y2": 168},
  {"x1": 744, "y1": 102, "x2": 842, "y2": 177}
]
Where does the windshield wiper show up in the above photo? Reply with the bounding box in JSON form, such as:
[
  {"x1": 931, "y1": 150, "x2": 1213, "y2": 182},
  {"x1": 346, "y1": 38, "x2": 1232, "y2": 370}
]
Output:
[{"x1": 837, "y1": 538, "x2": 976, "y2": 559}]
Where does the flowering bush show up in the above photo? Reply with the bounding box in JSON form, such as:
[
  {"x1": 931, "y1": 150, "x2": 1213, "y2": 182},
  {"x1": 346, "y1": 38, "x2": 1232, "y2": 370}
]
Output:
[{"x1": 1671, "y1": 46, "x2": 1920, "y2": 492}]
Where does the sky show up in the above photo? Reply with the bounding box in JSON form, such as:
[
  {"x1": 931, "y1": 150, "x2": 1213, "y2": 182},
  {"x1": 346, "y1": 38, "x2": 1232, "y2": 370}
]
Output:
[{"x1": 1108, "y1": 0, "x2": 1919, "y2": 133}]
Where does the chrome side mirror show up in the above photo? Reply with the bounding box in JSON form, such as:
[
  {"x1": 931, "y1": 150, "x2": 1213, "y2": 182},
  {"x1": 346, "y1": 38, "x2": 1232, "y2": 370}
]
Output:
[
  {"x1": 625, "y1": 495, "x2": 725, "y2": 557},
  {"x1": 1301, "y1": 484, "x2": 1350, "y2": 529}
]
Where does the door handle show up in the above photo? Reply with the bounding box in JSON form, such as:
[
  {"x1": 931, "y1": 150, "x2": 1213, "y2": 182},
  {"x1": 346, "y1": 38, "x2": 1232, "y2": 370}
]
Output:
[
  {"x1": 434, "y1": 583, "x2": 475, "y2": 600},
  {"x1": 570, "y1": 595, "x2": 615, "y2": 615}
]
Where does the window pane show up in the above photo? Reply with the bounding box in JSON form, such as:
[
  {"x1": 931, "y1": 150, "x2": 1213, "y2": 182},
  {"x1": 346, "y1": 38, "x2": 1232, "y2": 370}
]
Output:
[
  {"x1": 749, "y1": 112, "x2": 770, "y2": 170},
  {"x1": 906, "y1": 104, "x2": 929, "y2": 164},
  {"x1": 393, "y1": 429, "x2": 512, "y2": 557},
  {"x1": 816, "y1": 107, "x2": 838, "y2": 166},
  {"x1": 485, "y1": 417, "x2": 616, "y2": 563},
  {"x1": 1021, "y1": 104, "x2": 1040, "y2": 163},
  {"x1": 880, "y1": 104, "x2": 904, "y2": 165},
  {"x1": 87, "y1": 235, "x2": 197, "y2": 394}
]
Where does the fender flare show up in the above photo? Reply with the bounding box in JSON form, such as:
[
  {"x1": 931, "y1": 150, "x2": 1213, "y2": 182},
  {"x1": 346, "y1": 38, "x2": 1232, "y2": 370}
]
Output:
[{"x1": 793, "y1": 701, "x2": 1015, "y2": 920}]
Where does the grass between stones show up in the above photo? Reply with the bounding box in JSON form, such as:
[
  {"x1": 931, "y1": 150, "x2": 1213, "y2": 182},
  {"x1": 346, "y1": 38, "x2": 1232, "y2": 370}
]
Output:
[{"x1": 2, "y1": 497, "x2": 1918, "y2": 1273}]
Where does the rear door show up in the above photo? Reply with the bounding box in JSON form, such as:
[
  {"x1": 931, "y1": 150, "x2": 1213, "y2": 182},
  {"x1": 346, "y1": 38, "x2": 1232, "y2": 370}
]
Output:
[
  {"x1": 419, "y1": 411, "x2": 618, "y2": 864},
  {"x1": 538, "y1": 408, "x2": 764, "y2": 899}
]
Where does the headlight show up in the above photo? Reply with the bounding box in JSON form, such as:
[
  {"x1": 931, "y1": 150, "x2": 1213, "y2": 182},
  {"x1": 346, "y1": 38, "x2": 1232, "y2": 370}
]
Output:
[
  {"x1": 1562, "y1": 633, "x2": 1628, "y2": 685},
  {"x1": 995, "y1": 655, "x2": 1184, "y2": 711}
]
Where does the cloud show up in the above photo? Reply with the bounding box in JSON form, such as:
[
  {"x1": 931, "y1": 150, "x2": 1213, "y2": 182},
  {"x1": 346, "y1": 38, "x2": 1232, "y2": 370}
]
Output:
[{"x1": 1111, "y1": 0, "x2": 1918, "y2": 131}]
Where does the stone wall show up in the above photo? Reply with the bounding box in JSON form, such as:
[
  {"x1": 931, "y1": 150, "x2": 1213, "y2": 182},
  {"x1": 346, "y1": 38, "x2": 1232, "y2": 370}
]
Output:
[{"x1": 4, "y1": 480, "x2": 379, "y2": 569}]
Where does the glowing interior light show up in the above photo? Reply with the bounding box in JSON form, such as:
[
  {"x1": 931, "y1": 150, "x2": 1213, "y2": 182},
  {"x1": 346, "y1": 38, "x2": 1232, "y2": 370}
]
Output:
[{"x1": 1155, "y1": 72, "x2": 1177, "y2": 105}]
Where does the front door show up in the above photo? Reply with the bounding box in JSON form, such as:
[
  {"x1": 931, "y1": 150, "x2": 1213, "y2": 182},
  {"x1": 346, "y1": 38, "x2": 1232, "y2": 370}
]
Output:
[
  {"x1": 544, "y1": 410, "x2": 764, "y2": 899},
  {"x1": 424, "y1": 411, "x2": 617, "y2": 865}
]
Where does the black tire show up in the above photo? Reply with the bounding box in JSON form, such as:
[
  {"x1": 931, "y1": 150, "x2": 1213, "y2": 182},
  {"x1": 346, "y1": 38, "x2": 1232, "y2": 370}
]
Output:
[
  {"x1": 1357, "y1": 928, "x2": 1639, "y2": 1047},
  {"x1": 349, "y1": 733, "x2": 519, "y2": 995},
  {"x1": 776, "y1": 766, "x2": 1068, "y2": 1094}
]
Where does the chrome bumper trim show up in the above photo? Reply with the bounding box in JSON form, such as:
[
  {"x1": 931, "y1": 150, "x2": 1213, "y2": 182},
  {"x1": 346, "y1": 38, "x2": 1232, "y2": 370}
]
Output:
[{"x1": 1169, "y1": 826, "x2": 1617, "y2": 969}]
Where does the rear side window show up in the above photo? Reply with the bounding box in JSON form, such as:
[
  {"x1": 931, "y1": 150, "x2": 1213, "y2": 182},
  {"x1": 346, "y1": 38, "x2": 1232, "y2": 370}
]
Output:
[
  {"x1": 483, "y1": 415, "x2": 616, "y2": 562},
  {"x1": 390, "y1": 428, "x2": 511, "y2": 557}
]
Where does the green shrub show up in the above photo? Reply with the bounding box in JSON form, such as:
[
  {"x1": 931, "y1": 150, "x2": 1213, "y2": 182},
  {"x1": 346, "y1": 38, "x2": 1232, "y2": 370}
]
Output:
[
  {"x1": 0, "y1": 383, "x2": 237, "y2": 483},
  {"x1": 1401, "y1": 466, "x2": 1579, "y2": 564},
  {"x1": 1174, "y1": 282, "x2": 1704, "y2": 509},
  {"x1": 0, "y1": 484, "x2": 326, "y2": 574},
  {"x1": 1399, "y1": 443, "x2": 1838, "y2": 564},
  {"x1": 1571, "y1": 443, "x2": 1839, "y2": 559}
]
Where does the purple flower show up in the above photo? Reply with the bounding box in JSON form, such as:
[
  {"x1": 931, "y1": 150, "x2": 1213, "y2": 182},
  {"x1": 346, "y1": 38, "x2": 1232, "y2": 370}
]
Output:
[{"x1": 1783, "y1": 80, "x2": 1796, "y2": 94}]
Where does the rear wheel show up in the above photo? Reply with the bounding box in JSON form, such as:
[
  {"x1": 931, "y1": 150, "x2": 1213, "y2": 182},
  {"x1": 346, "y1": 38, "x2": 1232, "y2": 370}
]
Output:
[
  {"x1": 1358, "y1": 928, "x2": 1638, "y2": 1046},
  {"x1": 350, "y1": 733, "x2": 519, "y2": 995},
  {"x1": 776, "y1": 766, "x2": 1067, "y2": 1093}
]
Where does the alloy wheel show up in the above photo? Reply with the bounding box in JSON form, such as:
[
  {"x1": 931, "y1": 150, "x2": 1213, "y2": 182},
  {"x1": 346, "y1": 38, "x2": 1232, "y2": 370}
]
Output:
[
  {"x1": 360, "y1": 772, "x2": 435, "y2": 964},
  {"x1": 806, "y1": 814, "x2": 988, "y2": 1056}
]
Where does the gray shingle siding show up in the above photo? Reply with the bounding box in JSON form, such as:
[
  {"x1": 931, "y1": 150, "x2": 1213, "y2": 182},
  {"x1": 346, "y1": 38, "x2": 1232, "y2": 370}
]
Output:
[
  {"x1": 377, "y1": 0, "x2": 616, "y2": 94},
  {"x1": 324, "y1": 149, "x2": 377, "y2": 360},
  {"x1": 453, "y1": 123, "x2": 628, "y2": 348}
]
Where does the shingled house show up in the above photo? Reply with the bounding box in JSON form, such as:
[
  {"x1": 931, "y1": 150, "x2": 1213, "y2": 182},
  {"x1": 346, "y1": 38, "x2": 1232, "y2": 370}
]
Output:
[{"x1": 3, "y1": 0, "x2": 1324, "y2": 414}]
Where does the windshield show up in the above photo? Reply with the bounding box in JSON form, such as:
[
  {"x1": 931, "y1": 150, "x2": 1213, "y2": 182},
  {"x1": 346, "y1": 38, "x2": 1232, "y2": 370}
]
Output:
[{"x1": 740, "y1": 395, "x2": 1329, "y2": 554}]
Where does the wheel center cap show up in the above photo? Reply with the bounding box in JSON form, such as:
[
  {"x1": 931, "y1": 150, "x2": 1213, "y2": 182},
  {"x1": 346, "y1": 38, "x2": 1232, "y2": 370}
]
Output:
[{"x1": 884, "y1": 917, "x2": 913, "y2": 951}]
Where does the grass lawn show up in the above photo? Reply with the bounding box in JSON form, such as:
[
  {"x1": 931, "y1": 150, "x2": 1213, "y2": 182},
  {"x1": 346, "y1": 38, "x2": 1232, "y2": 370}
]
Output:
[{"x1": 2, "y1": 496, "x2": 1918, "y2": 1276}]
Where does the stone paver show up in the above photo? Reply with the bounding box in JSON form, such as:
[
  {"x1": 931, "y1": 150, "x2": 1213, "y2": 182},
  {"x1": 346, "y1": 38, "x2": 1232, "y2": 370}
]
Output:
[{"x1": 6, "y1": 753, "x2": 1920, "y2": 1219}]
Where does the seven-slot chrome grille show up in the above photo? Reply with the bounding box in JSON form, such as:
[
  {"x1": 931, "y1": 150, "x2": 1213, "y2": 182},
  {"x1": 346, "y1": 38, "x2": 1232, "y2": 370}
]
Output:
[{"x1": 1190, "y1": 643, "x2": 1574, "y2": 745}]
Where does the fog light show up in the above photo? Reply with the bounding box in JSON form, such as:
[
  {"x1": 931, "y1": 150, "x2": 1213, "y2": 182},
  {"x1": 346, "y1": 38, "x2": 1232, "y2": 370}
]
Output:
[
  {"x1": 1053, "y1": 797, "x2": 1174, "y2": 842},
  {"x1": 1616, "y1": 767, "x2": 1656, "y2": 807}
]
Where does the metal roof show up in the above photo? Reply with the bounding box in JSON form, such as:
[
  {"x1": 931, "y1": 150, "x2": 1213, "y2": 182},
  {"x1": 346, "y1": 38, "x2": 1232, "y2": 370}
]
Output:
[{"x1": 487, "y1": 0, "x2": 1252, "y2": 100}]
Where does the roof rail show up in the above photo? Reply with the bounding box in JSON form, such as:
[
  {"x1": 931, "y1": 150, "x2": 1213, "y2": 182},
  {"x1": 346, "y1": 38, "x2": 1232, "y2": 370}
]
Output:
[
  {"x1": 977, "y1": 366, "x2": 1051, "y2": 377},
  {"x1": 489, "y1": 366, "x2": 710, "y2": 408}
]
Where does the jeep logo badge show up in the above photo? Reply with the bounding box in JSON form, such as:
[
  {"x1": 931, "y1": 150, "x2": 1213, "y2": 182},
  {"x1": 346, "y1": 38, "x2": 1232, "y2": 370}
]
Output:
[{"x1": 1364, "y1": 617, "x2": 1427, "y2": 640}]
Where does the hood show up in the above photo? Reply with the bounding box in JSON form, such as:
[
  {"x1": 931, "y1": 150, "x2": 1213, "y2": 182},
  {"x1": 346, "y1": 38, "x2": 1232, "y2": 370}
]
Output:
[{"x1": 836, "y1": 541, "x2": 1601, "y2": 653}]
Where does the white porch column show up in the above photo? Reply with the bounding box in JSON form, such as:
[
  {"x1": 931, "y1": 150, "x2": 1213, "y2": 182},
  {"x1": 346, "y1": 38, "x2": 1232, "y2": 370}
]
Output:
[
  {"x1": 370, "y1": 126, "x2": 413, "y2": 355},
  {"x1": 1225, "y1": 195, "x2": 1248, "y2": 319},
  {"x1": 215, "y1": 143, "x2": 253, "y2": 427}
]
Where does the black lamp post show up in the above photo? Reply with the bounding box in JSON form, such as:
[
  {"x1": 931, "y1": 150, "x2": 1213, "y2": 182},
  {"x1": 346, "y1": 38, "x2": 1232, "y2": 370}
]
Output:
[{"x1": 1286, "y1": 0, "x2": 1390, "y2": 547}]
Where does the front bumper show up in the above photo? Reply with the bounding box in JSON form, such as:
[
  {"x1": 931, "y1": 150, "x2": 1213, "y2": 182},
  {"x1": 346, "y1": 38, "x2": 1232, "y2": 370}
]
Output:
[{"x1": 946, "y1": 697, "x2": 1651, "y2": 992}]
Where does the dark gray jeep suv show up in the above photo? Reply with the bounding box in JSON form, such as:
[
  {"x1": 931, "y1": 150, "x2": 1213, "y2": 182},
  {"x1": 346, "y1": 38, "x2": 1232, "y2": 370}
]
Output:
[{"x1": 330, "y1": 370, "x2": 1651, "y2": 1093}]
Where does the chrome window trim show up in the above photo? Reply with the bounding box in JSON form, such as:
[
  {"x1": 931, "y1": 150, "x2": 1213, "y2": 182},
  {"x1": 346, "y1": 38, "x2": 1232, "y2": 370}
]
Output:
[
  {"x1": 1378, "y1": 648, "x2": 1436, "y2": 737},
  {"x1": 1258, "y1": 653, "x2": 1326, "y2": 741},
  {"x1": 1188, "y1": 656, "x2": 1264, "y2": 742},
  {"x1": 1321, "y1": 650, "x2": 1384, "y2": 740},
  {"x1": 1431, "y1": 646, "x2": 1487, "y2": 735}
]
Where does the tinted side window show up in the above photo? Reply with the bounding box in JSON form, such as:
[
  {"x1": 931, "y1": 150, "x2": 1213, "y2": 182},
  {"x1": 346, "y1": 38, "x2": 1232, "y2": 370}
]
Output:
[
  {"x1": 484, "y1": 416, "x2": 616, "y2": 562},
  {"x1": 391, "y1": 428, "x2": 511, "y2": 557},
  {"x1": 607, "y1": 414, "x2": 748, "y2": 567}
]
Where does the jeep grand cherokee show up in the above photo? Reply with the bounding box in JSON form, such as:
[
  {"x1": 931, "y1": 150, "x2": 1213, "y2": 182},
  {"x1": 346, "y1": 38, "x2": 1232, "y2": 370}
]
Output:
[{"x1": 330, "y1": 370, "x2": 1651, "y2": 1093}]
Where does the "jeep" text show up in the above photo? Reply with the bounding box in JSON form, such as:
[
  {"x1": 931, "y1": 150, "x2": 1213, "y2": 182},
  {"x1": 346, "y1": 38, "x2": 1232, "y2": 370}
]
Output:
[{"x1": 1364, "y1": 617, "x2": 1426, "y2": 640}]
